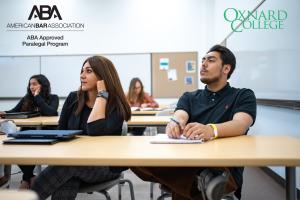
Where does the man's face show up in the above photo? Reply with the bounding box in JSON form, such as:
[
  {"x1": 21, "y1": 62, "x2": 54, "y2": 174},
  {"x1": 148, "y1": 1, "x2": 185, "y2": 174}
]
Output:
[{"x1": 200, "y1": 51, "x2": 226, "y2": 84}]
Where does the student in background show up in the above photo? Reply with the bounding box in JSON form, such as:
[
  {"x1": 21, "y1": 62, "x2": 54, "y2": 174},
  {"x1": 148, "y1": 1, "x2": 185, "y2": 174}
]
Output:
[
  {"x1": 127, "y1": 77, "x2": 158, "y2": 136},
  {"x1": 0, "y1": 74, "x2": 59, "y2": 189},
  {"x1": 127, "y1": 77, "x2": 159, "y2": 108},
  {"x1": 0, "y1": 74, "x2": 58, "y2": 116},
  {"x1": 31, "y1": 56, "x2": 131, "y2": 200}
]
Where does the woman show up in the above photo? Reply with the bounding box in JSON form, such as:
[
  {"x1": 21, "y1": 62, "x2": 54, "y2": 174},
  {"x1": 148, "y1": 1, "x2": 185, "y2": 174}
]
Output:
[
  {"x1": 1, "y1": 74, "x2": 58, "y2": 116},
  {"x1": 127, "y1": 77, "x2": 159, "y2": 108},
  {"x1": 127, "y1": 77, "x2": 158, "y2": 135},
  {"x1": 0, "y1": 74, "x2": 59, "y2": 189},
  {"x1": 31, "y1": 56, "x2": 131, "y2": 200}
]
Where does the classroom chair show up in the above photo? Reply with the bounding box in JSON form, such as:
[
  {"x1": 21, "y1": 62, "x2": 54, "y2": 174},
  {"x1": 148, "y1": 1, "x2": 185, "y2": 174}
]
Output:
[
  {"x1": 78, "y1": 121, "x2": 135, "y2": 200},
  {"x1": 78, "y1": 173, "x2": 135, "y2": 200},
  {"x1": 0, "y1": 165, "x2": 11, "y2": 189}
]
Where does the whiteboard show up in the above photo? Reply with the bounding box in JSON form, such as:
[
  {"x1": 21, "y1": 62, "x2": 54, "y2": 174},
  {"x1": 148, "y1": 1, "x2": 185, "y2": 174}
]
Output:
[
  {"x1": 41, "y1": 56, "x2": 88, "y2": 97},
  {"x1": 104, "y1": 54, "x2": 151, "y2": 95},
  {"x1": 0, "y1": 56, "x2": 40, "y2": 97},
  {"x1": 227, "y1": 0, "x2": 300, "y2": 101},
  {"x1": 40, "y1": 54, "x2": 151, "y2": 97},
  {"x1": 0, "y1": 54, "x2": 151, "y2": 98}
]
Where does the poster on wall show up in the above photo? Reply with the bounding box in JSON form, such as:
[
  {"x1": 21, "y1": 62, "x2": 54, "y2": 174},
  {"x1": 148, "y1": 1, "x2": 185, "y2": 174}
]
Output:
[
  {"x1": 167, "y1": 69, "x2": 177, "y2": 81},
  {"x1": 185, "y1": 60, "x2": 196, "y2": 73},
  {"x1": 159, "y1": 58, "x2": 169, "y2": 70},
  {"x1": 184, "y1": 76, "x2": 193, "y2": 85}
]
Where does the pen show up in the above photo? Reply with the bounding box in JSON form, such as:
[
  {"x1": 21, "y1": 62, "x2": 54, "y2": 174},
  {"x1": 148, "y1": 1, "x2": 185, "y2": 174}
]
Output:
[{"x1": 170, "y1": 117, "x2": 180, "y2": 125}]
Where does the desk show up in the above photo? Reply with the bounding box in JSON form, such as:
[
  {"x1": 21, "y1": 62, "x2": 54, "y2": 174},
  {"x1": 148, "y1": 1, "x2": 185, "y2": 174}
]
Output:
[
  {"x1": 0, "y1": 135, "x2": 299, "y2": 199},
  {"x1": 0, "y1": 190, "x2": 38, "y2": 200},
  {"x1": 128, "y1": 116, "x2": 170, "y2": 127},
  {"x1": 131, "y1": 110, "x2": 160, "y2": 115},
  {"x1": 3, "y1": 116, "x2": 171, "y2": 128}
]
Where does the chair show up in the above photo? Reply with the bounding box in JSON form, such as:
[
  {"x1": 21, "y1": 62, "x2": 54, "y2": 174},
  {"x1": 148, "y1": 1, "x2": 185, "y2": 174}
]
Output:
[
  {"x1": 79, "y1": 173, "x2": 135, "y2": 200},
  {"x1": 156, "y1": 184, "x2": 172, "y2": 200},
  {"x1": 0, "y1": 165, "x2": 11, "y2": 189},
  {"x1": 78, "y1": 121, "x2": 135, "y2": 200}
]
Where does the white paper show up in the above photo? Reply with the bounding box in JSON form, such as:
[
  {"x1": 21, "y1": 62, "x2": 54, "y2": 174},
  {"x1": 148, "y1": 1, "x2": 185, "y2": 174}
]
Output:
[
  {"x1": 150, "y1": 134, "x2": 204, "y2": 144},
  {"x1": 167, "y1": 69, "x2": 177, "y2": 81}
]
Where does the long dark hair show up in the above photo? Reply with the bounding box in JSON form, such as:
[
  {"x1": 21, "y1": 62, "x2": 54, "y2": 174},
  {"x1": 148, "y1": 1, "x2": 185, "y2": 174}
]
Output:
[
  {"x1": 20, "y1": 74, "x2": 51, "y2": 112},
  {"x1": 75, "y1": 56, "x2": 131, "y2": 121},
  {"x1": 127, "y1": 77, "x2": 145, "y2": 106}
]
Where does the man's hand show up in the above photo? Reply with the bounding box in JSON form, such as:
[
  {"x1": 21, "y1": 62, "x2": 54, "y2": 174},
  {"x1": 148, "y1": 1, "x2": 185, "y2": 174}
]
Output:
[
  {"x1": 166, "y1": 120, "x2": 184, "y2": 139},
  {"x1": 183, "y1": 122, "x2": 214, "y2": 141}
]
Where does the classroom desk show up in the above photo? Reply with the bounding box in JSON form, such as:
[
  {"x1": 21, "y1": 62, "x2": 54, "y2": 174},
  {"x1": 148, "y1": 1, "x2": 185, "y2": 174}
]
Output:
[
  {"x1": 0, "y1": 190, "x2": 38, "y2": 200},
  {"x1": 131, "y1": 110, "x2": 160, "y2": 115},
  {"x1": 131, "y1": 109, "x2": 174, "y2": 116},
  {"x1": 0, "y1": 135, "x2": 299, "y2": 200},
  {"x1": 127, "y1": 116, "x2": 170, "y2": 127},
  {"x1": 2, "y1": 116, "x2": 171, "y2": 128}
]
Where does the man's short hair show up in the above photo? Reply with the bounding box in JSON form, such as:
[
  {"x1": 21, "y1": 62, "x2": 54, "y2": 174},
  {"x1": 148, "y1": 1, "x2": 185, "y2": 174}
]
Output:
[{"x1": 207, "y1": 45, "x2": 236, "y2": 79}]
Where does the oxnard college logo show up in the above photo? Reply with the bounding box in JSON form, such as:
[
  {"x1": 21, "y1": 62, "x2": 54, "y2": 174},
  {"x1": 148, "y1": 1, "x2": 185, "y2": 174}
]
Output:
[
  {"x1": 224, "y1": 8, "x2": 288, "y2": 32},
  {"x1": 28, "y1": 5, "x2": 62, "y2": 20}
]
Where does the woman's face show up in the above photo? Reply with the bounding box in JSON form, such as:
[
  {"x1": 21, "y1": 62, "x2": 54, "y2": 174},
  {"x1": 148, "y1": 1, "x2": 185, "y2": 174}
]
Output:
[
  {"x1": 29, "y1": 78, "x2": 41, "y2": 95},
  {"x1": 134, "y1": 81, "x2": 142, "y2": 95},
  {"x1": 80, "y1": 62, "x2": 98, "y2": 91}
]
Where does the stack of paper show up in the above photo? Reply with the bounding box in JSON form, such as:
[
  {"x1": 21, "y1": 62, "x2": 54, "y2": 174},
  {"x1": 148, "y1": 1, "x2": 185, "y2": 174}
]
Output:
[{"x1": 150, "y1": 134, "x2": 204, "y2": 144}]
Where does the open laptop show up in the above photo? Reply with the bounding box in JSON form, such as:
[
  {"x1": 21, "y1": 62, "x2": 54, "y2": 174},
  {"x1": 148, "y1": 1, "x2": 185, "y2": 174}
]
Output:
[
  {"x1": 3, "y1": 130, "x2": 82, "y2": 144},
  {"x1": 2, "y1": 111, "x2": 40, "y2": 119}
]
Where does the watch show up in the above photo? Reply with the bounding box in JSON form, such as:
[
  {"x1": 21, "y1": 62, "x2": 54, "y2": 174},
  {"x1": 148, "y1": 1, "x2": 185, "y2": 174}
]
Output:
[{"x1": 97, "y1": 90, "x2": 109, "y2": 99}]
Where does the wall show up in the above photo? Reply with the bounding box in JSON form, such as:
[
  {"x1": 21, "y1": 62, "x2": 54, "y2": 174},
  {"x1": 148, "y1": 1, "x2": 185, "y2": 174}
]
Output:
[
  {"x1": 0, "y1": 0, "x2": 212, "y2": 110},
  {"x1": 0, "y1": 0, "x2": 210, "y2": 56}
]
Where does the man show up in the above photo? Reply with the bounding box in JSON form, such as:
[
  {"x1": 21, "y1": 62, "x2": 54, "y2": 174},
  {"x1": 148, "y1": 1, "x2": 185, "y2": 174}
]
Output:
[{"x1": 131, "y1": 45, "x2": 256, "y2": 200}]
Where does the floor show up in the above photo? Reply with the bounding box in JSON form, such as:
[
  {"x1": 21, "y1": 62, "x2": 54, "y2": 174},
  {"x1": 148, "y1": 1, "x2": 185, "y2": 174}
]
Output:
[{"x1": 4, "y1": 166, "x2": 287, "y2": 200}]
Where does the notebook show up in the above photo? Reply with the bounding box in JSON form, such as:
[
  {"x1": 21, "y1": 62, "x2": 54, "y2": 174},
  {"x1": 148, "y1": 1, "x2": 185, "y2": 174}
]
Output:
[
  {"x1": 150, "y1": 134, "x2": 204, "y2": 144},
  {"x1": 3, "y1": 130, "x2": 82, "y2": 145},
  {"x1": 2, "y1": 111, "x2": 40, "y2": 119}
]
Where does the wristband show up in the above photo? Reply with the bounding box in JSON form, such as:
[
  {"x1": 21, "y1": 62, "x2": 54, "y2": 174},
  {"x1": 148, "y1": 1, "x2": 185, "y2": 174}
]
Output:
[{"x1": 207, "y1": 123, "x2": 218, "y2": 139}]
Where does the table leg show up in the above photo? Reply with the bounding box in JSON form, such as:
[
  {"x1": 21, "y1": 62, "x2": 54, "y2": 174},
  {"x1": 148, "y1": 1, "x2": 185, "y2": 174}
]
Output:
[{"x1": 286, "y1": 167, "x2": 296, "y2": 200}]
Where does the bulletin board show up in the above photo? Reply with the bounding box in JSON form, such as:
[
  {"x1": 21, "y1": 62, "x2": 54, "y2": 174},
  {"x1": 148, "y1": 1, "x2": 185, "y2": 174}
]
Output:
[{"x1": 152, "y1": 52, "x2": 198, "y2": 98}]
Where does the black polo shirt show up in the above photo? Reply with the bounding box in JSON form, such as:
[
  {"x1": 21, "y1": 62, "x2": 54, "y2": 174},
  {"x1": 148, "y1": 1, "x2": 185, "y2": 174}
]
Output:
[{"x1": 175, "y1": 82, "x2": 257, "y2": 186}]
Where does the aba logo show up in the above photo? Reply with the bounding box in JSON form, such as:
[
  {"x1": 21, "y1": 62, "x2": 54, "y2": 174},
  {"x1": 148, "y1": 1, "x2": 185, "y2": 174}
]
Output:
[{"x1": 28, "y1": 5, "x2": 62, "y2": 20}]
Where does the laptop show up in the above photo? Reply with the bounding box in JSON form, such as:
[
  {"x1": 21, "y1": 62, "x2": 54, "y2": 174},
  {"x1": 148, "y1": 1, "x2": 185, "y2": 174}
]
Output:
[
  {"x1": 3, "y1": 130, "x2": 82, "y2": 144},
  {"x1": 2, "y1": 111, "x2": 40, "y2": 119},
  {"x1": 3, "y1": 138, "x2": 59, "y2": 144}
]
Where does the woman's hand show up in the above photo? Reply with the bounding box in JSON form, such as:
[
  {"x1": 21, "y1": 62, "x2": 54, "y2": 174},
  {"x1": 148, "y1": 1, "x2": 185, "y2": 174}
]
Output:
[
  {"x1": 97, "y1": 80, "x2": 106, "y2": 92},
  {"x1": 141, "y1": 103, "x2": 149, "y2": 108},
  {"x1": 33, "y1": 86, "x2": 41, "y2": 96}
]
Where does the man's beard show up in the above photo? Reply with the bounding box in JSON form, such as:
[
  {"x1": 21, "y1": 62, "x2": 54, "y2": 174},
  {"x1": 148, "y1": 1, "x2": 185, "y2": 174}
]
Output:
[{"x1": 200, "y1": 76, "x2": 220, "y2": 84}]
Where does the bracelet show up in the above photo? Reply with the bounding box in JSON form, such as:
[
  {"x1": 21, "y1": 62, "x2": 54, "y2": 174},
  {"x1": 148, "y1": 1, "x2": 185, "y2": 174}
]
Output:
[
  {"x1": 170, "y1": 117, "x2": 180, "y2": 125},
  {"x1": 207, "y1": 123, "x2": 218, "y2": 139}
]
